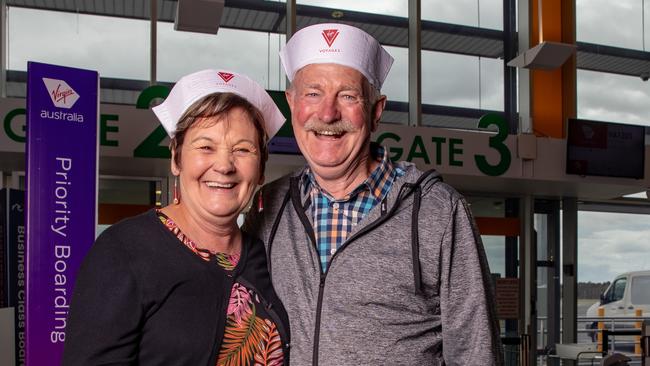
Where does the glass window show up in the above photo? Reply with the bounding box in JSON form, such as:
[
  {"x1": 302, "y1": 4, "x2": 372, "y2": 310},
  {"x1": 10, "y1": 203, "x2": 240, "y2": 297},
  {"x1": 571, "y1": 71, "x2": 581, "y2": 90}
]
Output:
[
  {"x1": 158, "y1": 24, "x2": 286, "y2": 91},
  {"x1": 467, "y1": 197, "x2": 507, "y2": 277},
  {"x1": 577, "y1": 70, "x2": 650, "y2": 127},
  {"x1": 610, "y1": 278, "x2": 627, "y2": 302},
  {"x1": 478, "y1": 57, "x2": 504, "y2": 111},
  {"x1": 422, "y1": 0, "x2": 503, "y2": 30},
  {"x1": 97, "y1": 177, "x2": 164, "y2": 236},
  {"x1": 468, "y1": 197, "x2": 506, "y2": 217},
  {"x1": 422, "y1": 51, "x2": 504, "y2": 111},
  {"x1": 568, "y1": 2, "x2": 650, "y2": 138},
  {"x1": 422, "y1": 51, "x2": 477, "y2": 108},
  {"x1": 7, "y1": 7, "x2": 149, "y2": 80},
  {"x1": 578, "y1": 211, "x2": 650, "y2": 284},
  {"x1": 482, "y1": 235, "x2": 505, "y2": 277},
  {"x1": 382, "y1": 46, "x2": 408, "y2": 103},
  {"x1": 577, "y1": 0, "x2": 647, "y2": 50},
  {"x1": 296, "y1": 0, "x2": 408, "y2": 17},
  {"x1": 99, "y1": 178, "x2": 160, "y2": 206},
  {"x1": 379, "y1": 46, "x2": 408, "y2": 124},
  {"x1": 631, "y1": 275, "x2": 650, "y2": 304}
]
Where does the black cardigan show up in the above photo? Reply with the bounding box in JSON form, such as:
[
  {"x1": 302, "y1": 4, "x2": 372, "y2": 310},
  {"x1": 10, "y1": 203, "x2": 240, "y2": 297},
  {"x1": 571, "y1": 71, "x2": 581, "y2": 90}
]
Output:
[{"x1": 62, "y1": 209, "x2": 290, "y2": 366}]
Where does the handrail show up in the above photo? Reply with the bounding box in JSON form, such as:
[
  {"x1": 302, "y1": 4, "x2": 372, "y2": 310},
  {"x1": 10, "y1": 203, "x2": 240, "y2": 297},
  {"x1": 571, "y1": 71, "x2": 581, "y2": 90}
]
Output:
[
  {"x1": 537, "y1": 316, "x2": 650, "y2": 321},
  {"x1": 601, "y1": 329, "x2": 642, "y2": 356},
  {"x1": 533, "y1": 314, "x2": 649, "y2": 358}
]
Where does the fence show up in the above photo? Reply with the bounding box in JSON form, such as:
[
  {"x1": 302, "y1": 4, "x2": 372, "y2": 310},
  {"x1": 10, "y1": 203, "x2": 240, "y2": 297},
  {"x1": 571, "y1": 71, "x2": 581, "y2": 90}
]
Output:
[{"x1": 534, "y1": 312, "x2": 647, "y2": 365}]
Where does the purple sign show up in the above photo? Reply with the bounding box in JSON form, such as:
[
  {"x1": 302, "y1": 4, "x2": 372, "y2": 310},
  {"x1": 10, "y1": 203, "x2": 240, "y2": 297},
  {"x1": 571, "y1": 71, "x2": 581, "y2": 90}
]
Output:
[{"x1": 25, "y1": 62, "x2": 98, "y2": 365}]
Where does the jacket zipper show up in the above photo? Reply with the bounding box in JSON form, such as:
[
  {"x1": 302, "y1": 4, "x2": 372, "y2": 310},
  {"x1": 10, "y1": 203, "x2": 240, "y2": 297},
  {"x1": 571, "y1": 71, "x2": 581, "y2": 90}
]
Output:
[
  {"x1": 289, "y1": 177, "x2": 421, "y2": 366},
  {"x1": 299, "y1": 211, "x2": 397, "y2": 366},
  {"x1": 313, "y1": 207, "x2": 409, "y2": 365}
]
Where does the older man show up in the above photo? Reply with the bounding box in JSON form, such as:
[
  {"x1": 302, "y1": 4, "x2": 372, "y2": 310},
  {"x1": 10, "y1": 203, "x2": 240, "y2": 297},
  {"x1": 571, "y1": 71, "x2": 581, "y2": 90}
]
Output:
[{"x1": 244, "y1": 23, "x2": 502, "y2": 366}]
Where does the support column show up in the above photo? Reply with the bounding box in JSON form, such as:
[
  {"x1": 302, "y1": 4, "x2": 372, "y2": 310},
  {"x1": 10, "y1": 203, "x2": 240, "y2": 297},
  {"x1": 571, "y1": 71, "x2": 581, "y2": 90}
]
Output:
[
  {"x1": 562, "y1": 197, "x2": 578, "y2": 366},
  {"x1": 546, "y1": 200, "x2": 562, "y2": 366},
  {"x1": 503, "y1": 0, "x2": 518, "y2": 133},
  {"x1": 286, "y1": 0, "x2": 296, "y2": 40},
  {"x1": 408, "y1": 0, "x2": 421, "y2": 127},
  {"x1": 1, "y1": 0, "x2": 7, "y2": 98},
  {"x1": 150, "y1": 0, "x2": 157, "y2": 85},
  {"x1": 517, "y1": 0, "x2": 531, "y2": 133},
  {"x1": 285, "y1": 0, "x2": 296, "y2": 88},
  {"x1": 530, "y1": 0, "x2": 576, "y2": 138},
  {"x1": 520, "y1": 195, "x2": 537, "y2": 366}
]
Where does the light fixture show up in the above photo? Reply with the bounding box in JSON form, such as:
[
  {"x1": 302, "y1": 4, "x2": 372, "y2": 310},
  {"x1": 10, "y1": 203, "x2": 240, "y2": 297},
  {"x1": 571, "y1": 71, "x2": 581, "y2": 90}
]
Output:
[
  {"x1": 507, "y1": 0, "x2": 576, "y2": 70},
  {"x1": 174, "y1": 0, "x2": 225, "y2": 34},
  {"x1": 507, "y1": 42, "x2": 576, "y2": 70}
]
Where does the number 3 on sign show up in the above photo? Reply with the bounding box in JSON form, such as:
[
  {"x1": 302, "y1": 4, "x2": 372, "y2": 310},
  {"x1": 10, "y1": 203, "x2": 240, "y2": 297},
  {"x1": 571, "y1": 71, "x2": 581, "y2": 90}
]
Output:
[{"x1": 474, "y1": 113, "x2": 511, "y2": 177}]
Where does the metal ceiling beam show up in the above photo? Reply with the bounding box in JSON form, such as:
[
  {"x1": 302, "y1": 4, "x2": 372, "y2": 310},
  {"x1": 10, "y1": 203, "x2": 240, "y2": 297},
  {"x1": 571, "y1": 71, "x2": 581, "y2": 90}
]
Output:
[{"x1": 5, "y1": 0, "x2": 650, "y2": 78}]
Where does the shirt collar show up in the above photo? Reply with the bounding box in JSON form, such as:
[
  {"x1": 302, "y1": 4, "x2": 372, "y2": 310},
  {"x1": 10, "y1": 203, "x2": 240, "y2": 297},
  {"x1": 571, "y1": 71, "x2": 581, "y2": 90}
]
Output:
[{"x1": 300, "y1": 144, "x2": 395, "y2": 203}]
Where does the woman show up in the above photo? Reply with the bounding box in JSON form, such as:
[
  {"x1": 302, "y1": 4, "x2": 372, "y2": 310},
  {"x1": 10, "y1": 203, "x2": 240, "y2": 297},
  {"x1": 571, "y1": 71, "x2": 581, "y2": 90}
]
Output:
[{"x1": 62, "y1": 69, "x2": 289, "y2": 366}]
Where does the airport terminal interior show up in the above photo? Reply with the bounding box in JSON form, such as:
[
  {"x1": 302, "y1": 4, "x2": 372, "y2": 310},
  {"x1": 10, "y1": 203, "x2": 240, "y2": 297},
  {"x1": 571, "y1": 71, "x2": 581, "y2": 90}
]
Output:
[{"x1": 1, "y1": 0, "x2": 650, "y2": 365}]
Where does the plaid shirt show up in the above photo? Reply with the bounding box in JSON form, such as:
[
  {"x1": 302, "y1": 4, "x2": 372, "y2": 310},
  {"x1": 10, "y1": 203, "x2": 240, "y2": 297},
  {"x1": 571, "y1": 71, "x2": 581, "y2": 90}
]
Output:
[{"x1": 301, "y1": 146, "x2": 404, "y2": 272}]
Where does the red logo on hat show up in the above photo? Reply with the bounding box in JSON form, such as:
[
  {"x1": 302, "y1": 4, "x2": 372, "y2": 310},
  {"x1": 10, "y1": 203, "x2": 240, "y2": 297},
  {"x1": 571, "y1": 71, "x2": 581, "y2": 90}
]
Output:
[
  {"x1": 322, "y1": 29, "x2": 340, "y2": 47},
  {"x1": 218, "y1": 72, "x2": 235, "y2": 83}
]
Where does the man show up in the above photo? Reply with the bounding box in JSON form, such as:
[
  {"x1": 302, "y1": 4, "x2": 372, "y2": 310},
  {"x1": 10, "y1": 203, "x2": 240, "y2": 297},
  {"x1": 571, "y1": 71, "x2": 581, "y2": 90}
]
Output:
[{"x1": 244, "y1": 23, "x2": 502, "y2": 366}]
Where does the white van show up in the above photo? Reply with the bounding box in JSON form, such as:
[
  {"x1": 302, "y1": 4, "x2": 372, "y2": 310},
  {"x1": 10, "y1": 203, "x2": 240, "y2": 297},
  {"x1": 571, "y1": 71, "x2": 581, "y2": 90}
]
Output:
[{"x1": 585, "y1": 270, "x2": 650, "y2": 341}]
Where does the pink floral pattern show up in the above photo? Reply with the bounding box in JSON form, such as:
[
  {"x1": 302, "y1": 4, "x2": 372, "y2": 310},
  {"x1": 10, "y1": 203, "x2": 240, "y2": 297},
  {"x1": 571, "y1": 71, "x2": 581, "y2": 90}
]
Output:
[
  {"x1": 157, "y1": 211, "x2": 284, "y2": 366},
  {"x1": 228, "y1": 283, "x2": 252, "y2": 326}
]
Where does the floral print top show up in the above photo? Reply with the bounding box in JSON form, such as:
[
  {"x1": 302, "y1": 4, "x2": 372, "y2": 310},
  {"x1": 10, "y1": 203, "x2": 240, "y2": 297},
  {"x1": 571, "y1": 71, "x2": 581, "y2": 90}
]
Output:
[{"x1": 157, "y1": 211, "x2": 285, "y2": 366}]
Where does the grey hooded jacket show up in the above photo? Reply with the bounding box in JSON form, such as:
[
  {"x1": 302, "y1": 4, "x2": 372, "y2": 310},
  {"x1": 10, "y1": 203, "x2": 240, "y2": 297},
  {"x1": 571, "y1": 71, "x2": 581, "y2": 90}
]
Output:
[{"x1": 244, "y1": 162, "x2": 503, "y2": 366}]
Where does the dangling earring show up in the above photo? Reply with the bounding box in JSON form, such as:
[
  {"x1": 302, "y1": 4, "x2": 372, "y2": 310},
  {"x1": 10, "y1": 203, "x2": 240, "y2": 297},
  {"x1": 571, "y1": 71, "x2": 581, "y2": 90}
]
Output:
[
  {"x1": 257, "y1": 193, "x2": 264, "y2": 213},
  {"x1": 173, "y1": 176, "x2": 180, "y2": 205}
]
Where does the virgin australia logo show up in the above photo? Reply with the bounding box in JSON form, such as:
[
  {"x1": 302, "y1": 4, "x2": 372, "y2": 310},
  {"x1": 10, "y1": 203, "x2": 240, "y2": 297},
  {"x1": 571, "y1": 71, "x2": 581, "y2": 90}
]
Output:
[
  {"x1": 42, "y1": 78, "x2": 79, "y2": 109},
  {"x1": 321, "y1": 29, "x2": 339, "y2": 47},
  {"x1": 319, "y1": 29, "x2": 341, "y2": 53},
  {"x1": 218, "y1": 72, "x2": 235, "y2": 83}
]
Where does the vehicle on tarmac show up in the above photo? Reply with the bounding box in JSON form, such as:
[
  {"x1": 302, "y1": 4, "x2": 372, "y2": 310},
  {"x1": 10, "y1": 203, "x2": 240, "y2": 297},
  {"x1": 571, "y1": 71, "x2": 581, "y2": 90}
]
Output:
[{"x1": 585, "y1": 270, "x2": 650, "y2": 343}]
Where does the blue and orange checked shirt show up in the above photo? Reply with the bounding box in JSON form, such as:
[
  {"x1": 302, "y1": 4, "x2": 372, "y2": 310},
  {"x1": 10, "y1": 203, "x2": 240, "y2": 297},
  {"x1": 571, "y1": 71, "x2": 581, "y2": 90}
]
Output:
[{"x1": 300, "y1": 146, "x2": 405, "y2": 272}]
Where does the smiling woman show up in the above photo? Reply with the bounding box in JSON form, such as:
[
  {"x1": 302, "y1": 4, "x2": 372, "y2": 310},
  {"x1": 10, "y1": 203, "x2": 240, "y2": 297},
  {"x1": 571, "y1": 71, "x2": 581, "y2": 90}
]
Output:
[
  {"x1": 62, "y1": 69, "x2": 290, "y2": 366},
  {"x1": 170, "y1": 97, "x2": 267, "y2": 228}
]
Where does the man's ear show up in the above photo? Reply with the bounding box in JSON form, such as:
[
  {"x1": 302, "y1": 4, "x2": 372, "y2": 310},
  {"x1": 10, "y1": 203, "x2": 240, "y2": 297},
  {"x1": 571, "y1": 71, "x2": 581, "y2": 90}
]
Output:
[
  {"x1": 370, "y1": 95, "x2": 387, "y2": 132},
  {"x1": 258, "y1": 173, "x2": 265, "y2": 186}
]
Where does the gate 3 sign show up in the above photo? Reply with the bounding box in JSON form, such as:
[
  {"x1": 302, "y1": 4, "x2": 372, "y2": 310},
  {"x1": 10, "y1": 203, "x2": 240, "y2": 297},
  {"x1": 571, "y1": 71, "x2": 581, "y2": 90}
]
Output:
[{"x1": 1, "y1": 86, "x2": 518, "y2": 177}]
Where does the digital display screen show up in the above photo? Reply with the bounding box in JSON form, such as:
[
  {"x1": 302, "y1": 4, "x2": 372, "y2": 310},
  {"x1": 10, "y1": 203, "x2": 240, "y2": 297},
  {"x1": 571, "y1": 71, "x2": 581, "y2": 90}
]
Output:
[{"x1": 566, "y1": 118, "x2": 646, "y2": 179}]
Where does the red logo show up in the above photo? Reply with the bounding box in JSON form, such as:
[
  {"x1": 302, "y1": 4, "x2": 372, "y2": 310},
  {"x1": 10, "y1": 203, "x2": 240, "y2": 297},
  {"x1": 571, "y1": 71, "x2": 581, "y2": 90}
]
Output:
[
  {"x1": 52, "y1": 84, "x2": 76, "y2": 104},
  {"x1": 218, "y1": 72, "x2": 235, "y2": 83},
  {"x1": 322, "y1": 29, "x2": 340, "y2": 47}
]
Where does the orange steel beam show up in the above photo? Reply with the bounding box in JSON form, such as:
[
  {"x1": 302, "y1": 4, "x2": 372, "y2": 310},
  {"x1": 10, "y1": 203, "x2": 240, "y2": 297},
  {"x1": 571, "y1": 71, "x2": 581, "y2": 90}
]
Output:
[{"x1": 530, "y1": 0, "x2": 576, "y2": 139}]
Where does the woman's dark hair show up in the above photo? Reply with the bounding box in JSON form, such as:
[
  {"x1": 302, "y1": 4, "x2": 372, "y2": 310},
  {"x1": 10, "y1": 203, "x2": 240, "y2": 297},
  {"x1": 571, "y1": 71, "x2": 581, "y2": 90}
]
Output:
[{"x1": 170, "y1": 93, "x2": 269, "y2": 173}]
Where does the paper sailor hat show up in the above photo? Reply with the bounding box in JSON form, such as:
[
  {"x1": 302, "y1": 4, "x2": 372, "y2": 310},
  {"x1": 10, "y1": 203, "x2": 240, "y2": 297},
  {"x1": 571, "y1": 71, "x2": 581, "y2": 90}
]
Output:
[
  {"x1": 152, "y1": 69, "x2": 285, "y2": 139},
  {"x1": 280, "y1": 23, "x2": 394, "y2": 89}
]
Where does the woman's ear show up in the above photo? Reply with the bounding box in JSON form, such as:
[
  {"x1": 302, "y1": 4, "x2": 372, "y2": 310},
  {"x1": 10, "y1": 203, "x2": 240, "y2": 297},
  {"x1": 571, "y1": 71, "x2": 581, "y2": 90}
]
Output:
[{"x1": 170, "y1": 146, "x2": 180, "y2": 176}]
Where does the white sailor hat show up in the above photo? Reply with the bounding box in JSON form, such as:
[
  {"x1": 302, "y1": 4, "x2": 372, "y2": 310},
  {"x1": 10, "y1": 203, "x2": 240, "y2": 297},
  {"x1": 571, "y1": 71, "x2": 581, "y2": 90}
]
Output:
[
  {"x1": 152, "y1": 69, "x2": 285, "y2": 139},
  {"x1": 279, "y1": 23, "x2": 394, "y2": 89}
]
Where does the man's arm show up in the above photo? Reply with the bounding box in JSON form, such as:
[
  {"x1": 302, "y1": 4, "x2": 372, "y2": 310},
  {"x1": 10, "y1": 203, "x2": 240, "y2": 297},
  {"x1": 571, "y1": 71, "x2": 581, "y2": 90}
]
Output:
[{"x1": 439, "y1": 197, "x2": 503, "y2": 366}]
